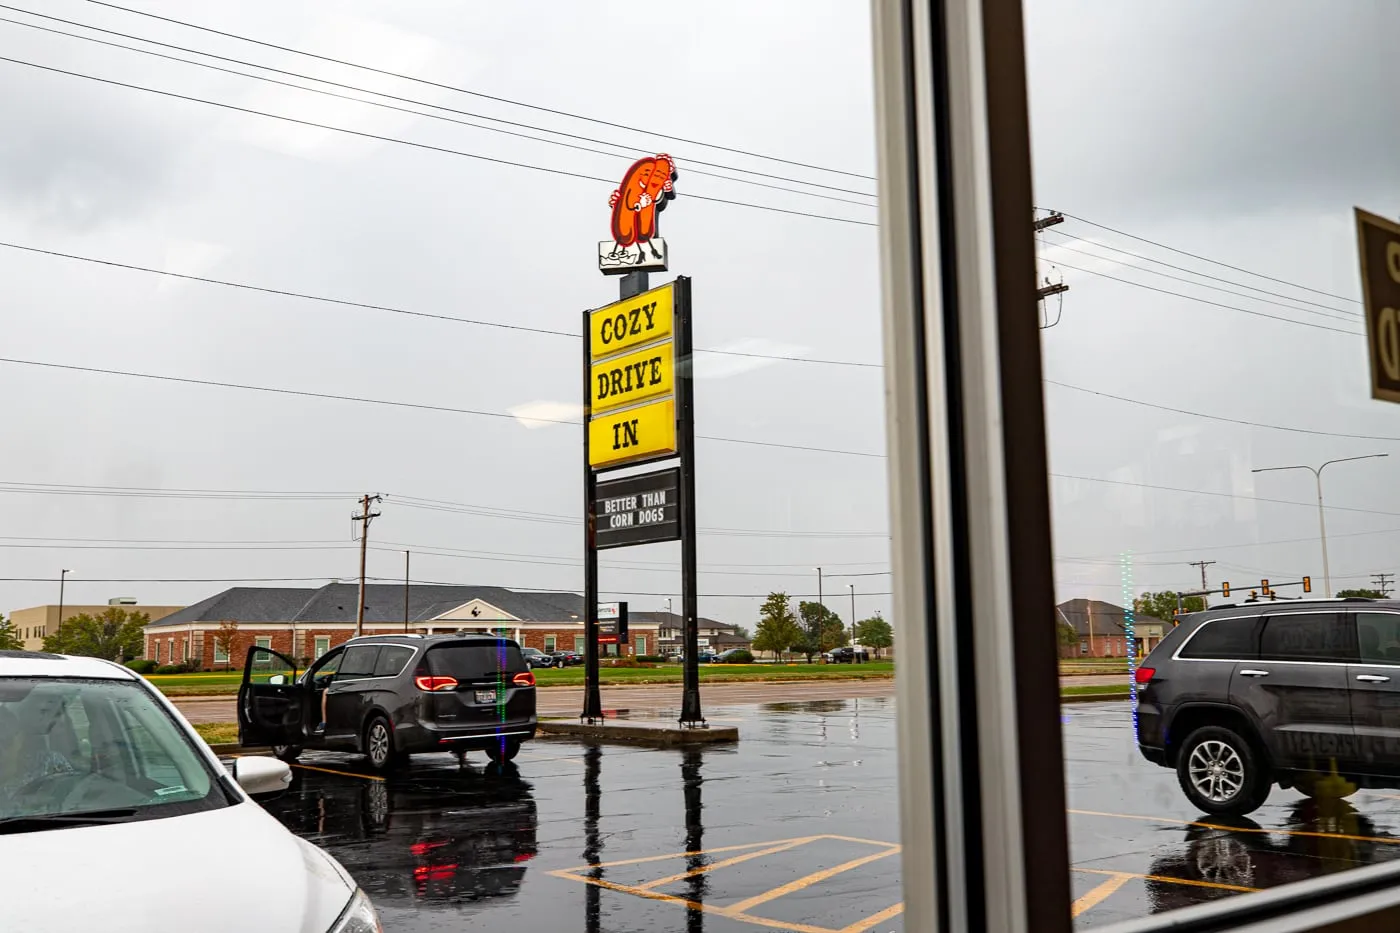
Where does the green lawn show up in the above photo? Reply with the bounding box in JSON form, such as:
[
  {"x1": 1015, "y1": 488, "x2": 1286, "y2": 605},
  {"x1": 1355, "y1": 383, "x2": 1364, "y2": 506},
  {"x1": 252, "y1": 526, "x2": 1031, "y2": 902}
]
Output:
[
  {"x1": 193, "y1": 722, "x2": 240, "y2": 745},
  {"x1": 143, "y1": 662, "x2": 896, "y2": 696},
  {"x1": 1061, "y1": 684, "x2": 1133, "y2": 697}
]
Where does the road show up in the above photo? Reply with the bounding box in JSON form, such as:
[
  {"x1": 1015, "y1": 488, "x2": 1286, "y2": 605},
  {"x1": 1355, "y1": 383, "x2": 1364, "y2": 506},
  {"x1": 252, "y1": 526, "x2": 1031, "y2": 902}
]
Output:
[{"x1": 174, "y1": 673, "x2": 1125, "y2": 723}]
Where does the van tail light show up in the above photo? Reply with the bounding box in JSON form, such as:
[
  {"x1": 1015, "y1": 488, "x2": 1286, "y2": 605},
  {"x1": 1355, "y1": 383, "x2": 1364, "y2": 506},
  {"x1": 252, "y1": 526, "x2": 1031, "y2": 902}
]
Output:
[
  {"x1": 512, "y1": 671, "x2": 536, "y2": 687},
  {"x1": 415, "y1": 675, "x2": 458, "y2": 692},
  {"x1": 1135, "y1": 667, "x2": 1155, "y2": 685}
]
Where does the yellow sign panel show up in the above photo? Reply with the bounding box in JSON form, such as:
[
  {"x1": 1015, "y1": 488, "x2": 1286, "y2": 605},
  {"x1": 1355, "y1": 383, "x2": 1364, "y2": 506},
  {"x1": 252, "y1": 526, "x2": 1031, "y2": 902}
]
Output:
[
  {"x1": 589, "y1": 397, "x2": 676, "y2": 469},
  {"x1": 590, "y1": 282, "x2": 674, "y2": 361},
  {"x1": 590, "y1": 343, "x2": 674, "y2": 414}
]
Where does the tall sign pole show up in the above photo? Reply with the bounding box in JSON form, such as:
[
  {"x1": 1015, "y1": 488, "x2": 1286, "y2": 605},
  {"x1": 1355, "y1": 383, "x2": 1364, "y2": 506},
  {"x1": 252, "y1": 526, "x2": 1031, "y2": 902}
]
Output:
[{"x1": 584, "y1": 154, "x2": 703, "y2": 726}]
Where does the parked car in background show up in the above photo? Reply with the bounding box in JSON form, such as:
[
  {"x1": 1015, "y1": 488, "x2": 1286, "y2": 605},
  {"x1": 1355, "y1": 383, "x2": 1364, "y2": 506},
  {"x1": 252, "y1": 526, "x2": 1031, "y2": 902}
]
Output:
[
  {"x1": 824, "y1": 646, "x2": 871, "y2": 664},
  {"x1": 1, "y1": 650, "x2": 382, "y2": 933},
  {"x1": 238, "y1": 634, "x2": 537, "y2": 770},
  {"x1": 521, "y1": 647, "x2": 554, "y2": 669},
  {"x1": 549, "y1": 650, "x2": 583, "y2": 667},
  {"x1": 714, "y1": 648, "x2": 755, "y2": 664},
  {"x1": 678, "y1": 650, "x2": 718, "y2": 664}
]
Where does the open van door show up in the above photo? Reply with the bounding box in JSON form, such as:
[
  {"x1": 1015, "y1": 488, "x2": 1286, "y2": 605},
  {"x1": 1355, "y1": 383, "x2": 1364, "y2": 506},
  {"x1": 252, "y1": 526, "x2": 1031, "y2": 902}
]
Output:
[{"x1": 237, "y1": 646, "x2": 304, "y2": 748}]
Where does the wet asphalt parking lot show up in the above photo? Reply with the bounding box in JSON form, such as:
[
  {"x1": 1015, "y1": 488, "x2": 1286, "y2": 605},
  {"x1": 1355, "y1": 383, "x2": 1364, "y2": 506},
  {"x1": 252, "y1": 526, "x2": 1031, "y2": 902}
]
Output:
[{"x1": 248, "y1": 699, "x2": 1400, "y2": 932}]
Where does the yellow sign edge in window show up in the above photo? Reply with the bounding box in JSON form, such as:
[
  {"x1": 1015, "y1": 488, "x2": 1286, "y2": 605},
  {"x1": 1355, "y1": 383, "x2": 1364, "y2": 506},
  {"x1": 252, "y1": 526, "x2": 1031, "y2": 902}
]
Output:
[
  {"x1": 588, "y1": 396, "x2": 677, "y2": 470},
  {"x1": 590, "y1": 341, "x2": 675, "y2": 415},
  {"x1": 589, "y1": 282, "x2": 675, "y2": 362}
]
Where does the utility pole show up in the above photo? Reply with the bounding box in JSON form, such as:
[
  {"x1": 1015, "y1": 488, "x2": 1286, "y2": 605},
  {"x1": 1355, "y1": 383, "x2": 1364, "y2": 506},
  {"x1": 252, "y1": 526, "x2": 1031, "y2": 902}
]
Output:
[
  {"x1": 1373, "y1": 572, "x2": 1395, "y2": 597},
  {"x1": 57, "y1": 568, "x2": 70, "y2": 642},
  {"x1": 815, "y1": 566, "x2": 824, "y2": 660},
  {"x1": 1188, "y1": 560, "x2": 1216, "y2": 608},
  {"x1": 1087, "y1": 600, "x2": 1095, "y2": 657},
  {"x1": 1034, "y1": 211, "x2": 1069, "y2": 304},
  {"x1": 403, "y1": 550, "x2": 411, "y2": 632},
  {"x1": 352, "y1": 494, "x2": 382, "y2": 638},
  {"x1": 849, "y1": 584, "x2": 856, "y2": 647}
]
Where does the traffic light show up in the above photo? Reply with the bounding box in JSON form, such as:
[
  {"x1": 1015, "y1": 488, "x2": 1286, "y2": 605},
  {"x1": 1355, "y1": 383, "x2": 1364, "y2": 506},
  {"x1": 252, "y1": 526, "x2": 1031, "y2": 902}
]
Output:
[
  {"x1": 1303, "y1": 576, "x2": 1312, "y2": 593},
  {"x1": 1222, "y1": 581, "x2": 1230, "y2": 598},
  {"x1": 1261, "y1": 578, "x2": 1270, "y2": 596}
]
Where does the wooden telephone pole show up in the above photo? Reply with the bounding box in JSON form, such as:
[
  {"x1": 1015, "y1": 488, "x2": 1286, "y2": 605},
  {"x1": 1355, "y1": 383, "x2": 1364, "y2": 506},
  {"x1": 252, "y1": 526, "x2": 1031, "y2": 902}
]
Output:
[{"x1": 352, "y1": 494, "x2": 382, "y2": 637}]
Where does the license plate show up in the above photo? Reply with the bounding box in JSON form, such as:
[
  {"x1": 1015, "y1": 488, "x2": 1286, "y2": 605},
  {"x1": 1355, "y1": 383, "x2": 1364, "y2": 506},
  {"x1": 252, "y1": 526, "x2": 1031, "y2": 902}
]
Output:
[{"x1": 475, "y1": 689, "x2": 498, "y2": 703}]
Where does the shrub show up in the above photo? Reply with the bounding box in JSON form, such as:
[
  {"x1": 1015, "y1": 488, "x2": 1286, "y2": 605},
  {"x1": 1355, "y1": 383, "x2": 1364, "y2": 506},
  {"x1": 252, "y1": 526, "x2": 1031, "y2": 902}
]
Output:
[
  {"x1": 176, "y1": 659, "x2": 202, "y2": 673},
  {"x1": 636, "y1": 655, "x2": 667, "y2": 664},
  {"x1": 720, "y1": 650, "x2": 755, "y2": 664},
  {"x1": 605, "y1": 657, "x2": 642, "y2": 668},
  {"x1": 154, "y1": 664, "x2": 182, "y2": 675},
  {"x1": 125, "y1": 659, "x2": 158, "y2": 674}
]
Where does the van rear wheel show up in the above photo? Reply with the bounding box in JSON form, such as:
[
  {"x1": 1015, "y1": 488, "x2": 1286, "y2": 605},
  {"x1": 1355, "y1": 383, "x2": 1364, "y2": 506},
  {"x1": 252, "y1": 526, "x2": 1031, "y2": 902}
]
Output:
[
  {"x1": 1177, "y1": 725, "x2": 1271, "y2": 816},
  {"x1": 364, "y1": 716, "x2": 398, "y2": 771},
  {"x1": 484, "y1": 739, "x2": 521, "y2": 763},
  {"x1": 271, "y1": 744, "x2": 302, "y2": 763}
]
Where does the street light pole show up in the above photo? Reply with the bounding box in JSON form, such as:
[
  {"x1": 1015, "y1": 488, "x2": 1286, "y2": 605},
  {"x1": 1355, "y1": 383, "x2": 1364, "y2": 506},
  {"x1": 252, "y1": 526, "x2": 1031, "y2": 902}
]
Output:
[
  {"x1": 849, "y1": 584, "x2": 856, "y2": 647},
  {"x1": 1253, "y1": 453, "x2": 1389, "y2": 598},
  {"x1": 814, "y1": 567, "x2": 824, "y2": 661},
  {"x1": 57, "y1": 568, "x2": 70, "y2": 642}
]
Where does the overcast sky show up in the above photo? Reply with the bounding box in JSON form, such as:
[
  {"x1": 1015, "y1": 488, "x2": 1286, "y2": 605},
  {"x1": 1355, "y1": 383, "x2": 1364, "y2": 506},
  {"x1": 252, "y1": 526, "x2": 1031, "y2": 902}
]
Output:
[{"x1": 1, "y1": 1, "x2": 1397, "y2": 630}]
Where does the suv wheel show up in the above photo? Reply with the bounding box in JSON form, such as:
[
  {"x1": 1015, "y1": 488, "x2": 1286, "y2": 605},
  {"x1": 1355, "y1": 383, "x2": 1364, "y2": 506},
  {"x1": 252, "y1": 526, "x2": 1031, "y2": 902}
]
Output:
[
  {"x1": 1177, "y1": 725, "x2": 1270, "y2": 816},
  {"x1": 271, "y1": 743, "x2": 302, "y2": 763},
  {"x1": 364, "y1": 715, "x2": 398, "y2": 771}
]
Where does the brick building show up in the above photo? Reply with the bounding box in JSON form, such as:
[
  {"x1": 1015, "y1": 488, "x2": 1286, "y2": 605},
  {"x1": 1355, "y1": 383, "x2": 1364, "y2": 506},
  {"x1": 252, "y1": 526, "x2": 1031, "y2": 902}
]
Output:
[
  {"x1": 1055, "y1": 598, "x2": 1168, "y2": 659},
  {"x1": 636, "y1": 611, "x2": 752, "y2": 656},
  {"x1": 12, "y1": 598, "x2": 184, "y2": 652},
  {"x1": 143, "y1": 583, "x2": 663, "y2": 670}
]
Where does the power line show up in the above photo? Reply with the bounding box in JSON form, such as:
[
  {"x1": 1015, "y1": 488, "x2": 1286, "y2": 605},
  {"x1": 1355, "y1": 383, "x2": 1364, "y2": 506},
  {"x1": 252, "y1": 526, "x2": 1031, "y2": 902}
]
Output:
[
  {"x1": 1042, "y1": 209, "x2": 1362, "y2": 306},
  {"x1": 78, "y1": 0, "x2": 877, "y2": 183},
  {"x1": 1045, "y1": 380, "x2": 1400, "y2": 443},
  {"x1": 1048, "y1": 259, "x2": 1362, "y2": 336},
  {"x1": 0, "y1": 238, "x2": 882, "y2": 367},
  {"x1": 1039, "y1": 230, "x2": 1360, "y2": 321},
  {"x1": 0, "y1": 54, "x2": 875, "y2": 228},
  {"x1": 0, "y1": 9, "x2": 879, "y2": 207},
  {"x1": 1054, "y1": 472, "x2": 1400, "y2": 521}
]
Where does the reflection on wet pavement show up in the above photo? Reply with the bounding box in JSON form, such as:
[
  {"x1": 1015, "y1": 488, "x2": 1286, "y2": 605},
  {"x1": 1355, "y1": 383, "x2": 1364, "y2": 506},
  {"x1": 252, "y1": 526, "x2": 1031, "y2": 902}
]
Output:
[{"x1": 251, "y1": 698, "x2": 1400, "y2": 931}]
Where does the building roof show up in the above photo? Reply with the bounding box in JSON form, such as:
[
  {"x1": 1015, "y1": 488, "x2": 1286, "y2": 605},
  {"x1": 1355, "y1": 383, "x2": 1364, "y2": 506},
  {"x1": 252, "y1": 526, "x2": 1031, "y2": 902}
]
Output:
[
  {"x1": 633, "y1": 611, "x2": 737, "y2": 632},
  {"x1": 147, "y1": 584, "x2": 588, "y2": 628},
  {"x1": 1055, "y1": 598, "x2": 1166, "y2": 637}
]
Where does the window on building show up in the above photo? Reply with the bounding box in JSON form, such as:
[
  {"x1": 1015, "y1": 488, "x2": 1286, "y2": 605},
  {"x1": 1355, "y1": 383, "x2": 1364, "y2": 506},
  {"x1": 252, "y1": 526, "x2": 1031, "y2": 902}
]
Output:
[
  {"x1": 213, "y1": 641, "x2": 228, "y2": 663},
  {"x1": 636, "y1": 636, "x2": 647, "y2": 656},
  {"x1": 152, "y1": 641, "x2": 160, "y2": 663},
  {"x1": 254, "y1": 637, "x2": 271, "y2": 650},
  {"x1": 314, "y1": 636, "x2": 330, "y2": 659},
  {"x1": 544, "y1": 635, "x2": 556, "y2": 653},
  {"x1": 166, "y1": 639, "x2": 173, "y2": 662},
  {"x1": 574, "y1": 636, "x2": 585, "y2": 654}
]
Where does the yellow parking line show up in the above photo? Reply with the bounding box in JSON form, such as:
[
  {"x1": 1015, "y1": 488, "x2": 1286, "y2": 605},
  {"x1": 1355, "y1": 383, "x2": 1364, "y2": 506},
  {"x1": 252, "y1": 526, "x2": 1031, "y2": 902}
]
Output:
[
  {"x1": 636, "y1": 838, "x2": 820, "y2": 890},
  {"x1": 1070, "y1": 808, "x2": 1400, "y2": 846},
  {"x1": 725, "y1": 847, "x2": 901, "y2": 914},
  {"x1": 289, "y1": 762, "x2": 385, "y2": 782},
  {"x1": 563, "y1": 837, "x2": 821, "y2": 873},
  {"x1": 1072, "y1": 873, "x2": 1132, "y2": 917},
  {"x1": 838, "y1": 902, "x2": 905, "y2": 933},
  {"x1": 1075, "y1": 867, "x2": 1256, "y2": 895}
]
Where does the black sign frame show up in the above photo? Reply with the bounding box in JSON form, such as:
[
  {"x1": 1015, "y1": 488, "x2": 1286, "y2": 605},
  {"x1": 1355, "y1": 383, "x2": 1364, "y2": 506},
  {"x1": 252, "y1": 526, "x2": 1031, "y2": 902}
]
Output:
[
  {"x1": 1358, "y1": 208, "x2": 1400, "y2": 404},
  {"x1": 594, "y1": 468, "x2": 681, "y2": 550}
]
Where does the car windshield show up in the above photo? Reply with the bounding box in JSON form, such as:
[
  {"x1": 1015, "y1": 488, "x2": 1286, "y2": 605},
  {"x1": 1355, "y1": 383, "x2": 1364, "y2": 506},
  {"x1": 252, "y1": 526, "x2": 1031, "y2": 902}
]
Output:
[{"x1": 0, "y1": 677, "x2": 231, "y2": 828}]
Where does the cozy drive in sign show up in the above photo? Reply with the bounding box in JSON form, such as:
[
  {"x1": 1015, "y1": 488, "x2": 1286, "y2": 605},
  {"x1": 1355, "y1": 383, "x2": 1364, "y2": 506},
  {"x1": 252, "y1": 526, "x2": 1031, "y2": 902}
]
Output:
[
  {"x1": 591, "y1": 342, "x2": 675, "y2": 414},
  {"x1": 598, "y1": 154, "x2": 677, "y2": 274},
  {"x1": 1357, "y1": 208, "x2": 1400, "y2": 403},
  {"x1": 588, "y1": 282, "x2": 674, "y2": 360},
  {"x1": 587, "y1": 397, "x2": 676, "y2": 469}
]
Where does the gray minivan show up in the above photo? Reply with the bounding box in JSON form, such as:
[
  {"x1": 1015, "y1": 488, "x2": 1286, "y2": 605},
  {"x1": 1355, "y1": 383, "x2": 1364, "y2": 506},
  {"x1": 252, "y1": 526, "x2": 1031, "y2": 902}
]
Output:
[{"x1": 237, "y1": 634, "x2": 537, "y2": 770}]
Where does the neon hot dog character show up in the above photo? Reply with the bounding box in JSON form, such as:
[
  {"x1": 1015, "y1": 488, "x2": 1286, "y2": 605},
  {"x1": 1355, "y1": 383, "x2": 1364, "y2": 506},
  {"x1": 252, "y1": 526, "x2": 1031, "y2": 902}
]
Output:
[{"x1": 607, "y1": 154, "x2": 677, "y2": 263}]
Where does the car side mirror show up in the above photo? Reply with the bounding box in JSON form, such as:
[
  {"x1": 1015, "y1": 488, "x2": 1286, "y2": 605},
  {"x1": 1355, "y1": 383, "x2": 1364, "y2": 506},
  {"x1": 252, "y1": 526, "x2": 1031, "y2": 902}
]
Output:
[
  {"x1": 233, "y1": 756, "x2": 292, "y2": 798},
  {"x1": 266, "y1": 674, "x2": 286, "y2": 685}
]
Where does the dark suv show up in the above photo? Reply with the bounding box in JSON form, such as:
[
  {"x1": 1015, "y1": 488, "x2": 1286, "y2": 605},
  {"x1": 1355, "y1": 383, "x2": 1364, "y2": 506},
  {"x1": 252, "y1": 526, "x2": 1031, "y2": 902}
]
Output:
[
  {"x1": 1137, "y1": 598, "x2": 1400, "y2": 815},
  {"x1": 237, "y1": 634, "x2": 537, "y2": 771}
]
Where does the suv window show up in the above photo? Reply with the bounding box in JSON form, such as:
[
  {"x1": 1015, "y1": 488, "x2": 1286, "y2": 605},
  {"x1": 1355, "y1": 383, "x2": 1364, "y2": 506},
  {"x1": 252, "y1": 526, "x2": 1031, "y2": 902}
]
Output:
[
  {"x1": 427, "y1": 641, "x2": 528, "y2": 680},
  {"x1": 372, "y1": 645, "x2": 415, "y2": 677},
  {"x1": 1355, "y1": 612, "x2": 1400, "y2": 664},
  {"x1": 1178, "y1": 617, "x2": 1257, "y2": 660},
  {"x1": 1259, "y1": 613, "x2": 1356, "y2": 662},
  {"x1": 338, "y1": 645, "x2": 382, "y2": 679}
]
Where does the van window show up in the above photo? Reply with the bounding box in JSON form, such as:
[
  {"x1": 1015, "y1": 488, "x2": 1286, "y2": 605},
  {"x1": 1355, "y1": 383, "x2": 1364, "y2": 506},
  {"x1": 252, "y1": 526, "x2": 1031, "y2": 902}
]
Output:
[
  {"x1": 1260, "y1": 613, "x2": 1355, "y2": 663},
  {"x1": 337, "y1": 645, "x2": 381, "y2": 679},
  {"x1": 427, "y1": 641, "x2": 527, "y2": 681},
  {"x1": 372, "y1": 645, "x2": 415, "y2": 677}
]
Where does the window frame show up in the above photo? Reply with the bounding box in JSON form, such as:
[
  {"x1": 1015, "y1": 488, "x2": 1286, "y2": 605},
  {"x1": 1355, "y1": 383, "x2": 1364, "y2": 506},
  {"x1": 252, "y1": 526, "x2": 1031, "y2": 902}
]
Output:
[
  {"x1": 544, "y1": 635, "x2": 557, "y2": 653},
  {"x1": 870, "y1": 1, "x2": 1400, "y2": 930}
]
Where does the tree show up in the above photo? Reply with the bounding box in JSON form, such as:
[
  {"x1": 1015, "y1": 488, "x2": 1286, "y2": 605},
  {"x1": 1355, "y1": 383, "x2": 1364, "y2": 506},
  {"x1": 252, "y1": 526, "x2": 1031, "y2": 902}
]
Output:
[
  {"x1": 732, "y1": 625, "x2": 752, "y2": 640},
  {"x1": 1338, "y1": 588, "x2": 1384, "y2": 599},
  {"x1": 753, "y1": 592, "x2": 803, "y2": 661},
  {"x1": 42, "y1": 607, "x2": 149, "y2": 662},
  {"x1": 0, "y1": 613, "x2": 21, "y2": 651},
  {"x1": 1056, "y1": 618, "x2": 1078, "y2": 649},
  {"x1": 213, "y1": 619, "x2": 241, "y2": 670},
  {"x1": 855, "y1": 614, "x2": 894, "y2": 658},
  {"x1": 1135, "y1": 591, "x2": 1204, "y2": 624},
  {"x1": 798, "y1": 601, "x2": 844, "y2": 661}
]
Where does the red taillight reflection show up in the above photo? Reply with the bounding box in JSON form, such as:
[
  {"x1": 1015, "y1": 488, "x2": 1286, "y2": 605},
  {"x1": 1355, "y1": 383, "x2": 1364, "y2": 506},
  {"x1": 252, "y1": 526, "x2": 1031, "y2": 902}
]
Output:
[
  {"x1": 1135, "y1": 667, "x2": 1155, "y2": 685},
  {"x1": 413, "y1": 863, "x2": 458, "y2": 881},
  {"x1": 512, "y1": 671, "x2": 536, "y2": 687},
  {"x1": 410, "y1": 840, "x2": 449, "y2": 857},
  {"x1": 415, "y1": 675, "x2": 458, "y2": 692},
  {"x1": 513, "y1": 852, "x2": 535, "y2": 863}
]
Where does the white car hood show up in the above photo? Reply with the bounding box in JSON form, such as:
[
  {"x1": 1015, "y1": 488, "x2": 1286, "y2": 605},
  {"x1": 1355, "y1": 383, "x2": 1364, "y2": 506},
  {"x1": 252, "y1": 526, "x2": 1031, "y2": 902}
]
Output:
[{"x1": 4, "y1": 799, "x2": 356, "y2": 933}]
